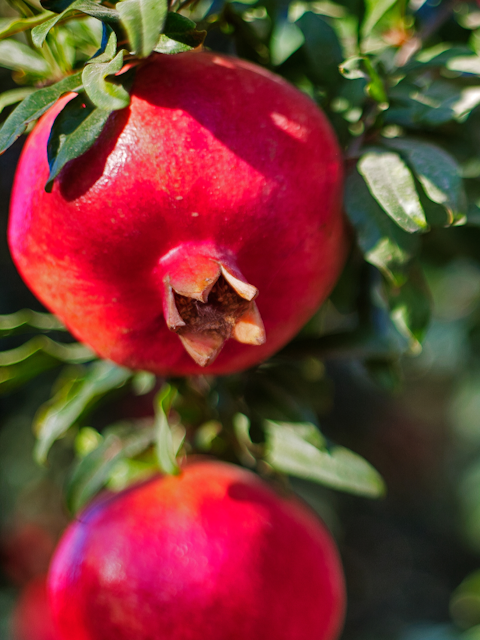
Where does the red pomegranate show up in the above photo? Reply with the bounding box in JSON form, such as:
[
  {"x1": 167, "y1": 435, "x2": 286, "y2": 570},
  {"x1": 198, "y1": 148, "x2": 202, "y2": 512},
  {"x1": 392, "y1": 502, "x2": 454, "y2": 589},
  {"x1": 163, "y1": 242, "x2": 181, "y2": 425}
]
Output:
[
  {"x1": 48, "y1": 461, "x2": 345, "y2": 640},
  {"x1": 9, "y1": 52, "x2": 346, "y2": 375},
  {"x1": 12, "y1": 575, "x2": 60, "y2": 640}
]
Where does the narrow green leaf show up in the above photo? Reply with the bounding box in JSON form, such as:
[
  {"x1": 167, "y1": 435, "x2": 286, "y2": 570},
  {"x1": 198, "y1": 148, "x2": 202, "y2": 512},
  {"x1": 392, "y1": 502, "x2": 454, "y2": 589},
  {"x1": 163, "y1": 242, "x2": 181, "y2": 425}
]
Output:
[
  {"x1": 0, "y1": 39, "x2": 49, "y2": 75},
  {"x1": 265, "y1": 421, "x2": 386, "y2": 498},
  {"x1": 34, "y1": 361, "x2": 132, "y2": 463},
  {"x1": 82, "y1": 50, "x2": 130, "y2": 110},
  {"x1": 154, "y1": 384, "x2": 181, "y2": 475},
  {"x1": 117, "y1": 0, "x2": 167, "y2": 58},
  {"x1": 385, "y1": 261, "x2": 432, "y2": 353},
  {"x1": 66, "y1": 421, "x2": 155, "y2": 514},
  {"x1": 0, "y1": 12, "x2": 55, "y2": 40},
  {"x1": 91, "y1": 24, "x2": 117, "y2": 63},
  {"x1": 0, "y1": 336, "x2": 94, "y2": 394},
  {"x1": 0, "y1": 88, "x2": 35, "y2": 115},
  {"x1": 361, "y1": 0, "x2": 397, "y2": 37},
  {"x1": 46, "y1": 95, "x2": 112, "y2": 191},
  {"x1": 384, "y1": 138, "x2": 467, "y2": 226},
  {"x1": 270, "y1": 18, "x2": 304, "y2": 66},
  {"x1": 344, "y1": 169, "x2": 418, "y2": 286},
  {"x1": 32, "y1": 0, "x2": 119, "y2": 48},
  {"x1": 358, "y1": 149, "x2": 428, "y2": 233},
  {"x1": 0, "y1": 309, "x2": 65, "y2": 336},
  {"x1": 0, "y1": 71, "x2": 83, "y2": 154}
]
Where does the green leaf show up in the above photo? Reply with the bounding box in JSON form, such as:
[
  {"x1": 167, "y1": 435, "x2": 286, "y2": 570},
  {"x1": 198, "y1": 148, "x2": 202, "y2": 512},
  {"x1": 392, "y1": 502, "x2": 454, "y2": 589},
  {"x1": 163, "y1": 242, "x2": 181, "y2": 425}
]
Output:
[
  {"x1": 66, "y1": 421, "x2": 156, "y2": 514},
  {"x1": 264, "y1": 421, "x2": 386, "y2": 498},
  {"x1": 32, "y1": 0, "x2": 119, "y2": 48},
  {"x1": 91, "y1": 24, "x2": 117, "y2": 62},
  {"x1": 156, "y1": 12, "x2": 206, "y2": 53},
  {"x1": 270, "y1": 18, "x2": 304, "y2": 66},
  {"x1": 0, "y1": 12, "x2": 55, "y2": 40},
  {"x1": 0, "y1": 336, "x2": 94, "y2": 394},
  {"x1": 344, "y1": 169, "x2": 418, "y2": 286},
  {"x1": 82, "y1": 50, "x2": 129, "y2": 110},
  {"x1": 297, "y1": 12, "x2": 343, "y2": 85},
  {"x1": 358, "y1": 149, "x2": 428, "y2": 233},
  {"x1": 117, "y1": 0, "x2": 167, "y2": 58},
  {"x1": 34, "y1": 361, "x2": 132, "y2": 463},
  {"x1": 0, "y1": 39, "x2": 49, "y2": 75},
  {"x1": 154, "y1": 384, "x2": 182, "y2": 475},
  {"x1": 385, "y1": 262, "x2": 432, "y2": 353},
  {"x1": 0, "y1": 71, "x2": 83, "y2": 154},
  {"x1": 46, "y1": 95, "x2": 112, "y2": 191},
  {"x1": 0, "y1": 88, "x2": 35, "y2": 115},
  {"x1": 0, "y1": 309, "x2": 65, "y2": 336},
  {"x1": 384, "y1": 138, "x2": 467, "y2": 226},
  {"x1": 361, "y1": 0, "x2": 397, "y2": 37}
]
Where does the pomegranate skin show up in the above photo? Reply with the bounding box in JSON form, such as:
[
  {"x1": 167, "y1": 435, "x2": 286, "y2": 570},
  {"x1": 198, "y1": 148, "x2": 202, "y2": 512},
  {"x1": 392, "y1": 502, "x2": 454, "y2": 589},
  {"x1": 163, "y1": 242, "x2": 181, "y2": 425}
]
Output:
[
  {"x1": 9, "y1": 52, "x2": 347, "y2": 375},
  {"x1": 48, "y1": 461, "x2": 346, "y2": 640}
]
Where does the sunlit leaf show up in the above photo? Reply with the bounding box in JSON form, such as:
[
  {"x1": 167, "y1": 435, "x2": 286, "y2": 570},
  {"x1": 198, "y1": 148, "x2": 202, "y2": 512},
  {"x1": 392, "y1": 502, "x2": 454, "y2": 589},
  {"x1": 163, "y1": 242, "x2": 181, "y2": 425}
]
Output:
[
  {"x1": 358, "y1": 149, "x2": 428, "y2": 233},
  {"x1": 361, "y1": 0, "x2": 397, "y2": 37},
  {"x1": 270, "y1": 18, "x2": 304, "y2": 66},
  {"x1": 34, "y1": 361, "x2": 132, "y2": 463},
  {"x1": 265, "y1": 421, "x2": 386, "y2": 498},
  {"x1": 0, "y1": 309, "x2": 65, "y2": 336},
  {"x1": 154, "y1": 384, "x2": 183, "y2": 475},
  {"x1": 0, "y1": 12, "x2": 54, "y2": 40},
  {"x1": 0, "y1": 71, "x2": 83, "y2": 154},
  {"x1": 345, "y1": 169, "x2": 418, "y2": 286},
  {"x1": 385, "y1": 138, "x2": 467, "y2": 226},
  {"x1": 46, "y1": 94, "x2": 112, "y2": 191},
  {"x1": 82, "y1": 50, "x2": 129, "y2": 110},
  {"x1": 0, "y1": 88, "x2": 35, "y2": 115},
  {"x1": 0, "y1": 39, "x2": 49, "y2": 75},
  {"x1": 117, "y1": 0, "x2": 167, "y2": 58}
]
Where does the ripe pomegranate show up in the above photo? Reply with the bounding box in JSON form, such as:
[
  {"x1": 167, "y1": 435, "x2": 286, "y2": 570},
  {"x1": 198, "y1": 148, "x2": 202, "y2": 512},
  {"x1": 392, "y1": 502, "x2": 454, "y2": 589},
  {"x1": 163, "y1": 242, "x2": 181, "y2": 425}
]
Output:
[
  {"x1": 48, "y1": 461, "x2": 345, "y2": 640},
  {"x1": 9, "y1": 52, "x2": 346, "y2": 375},
  {"x1": 11, "y1": 575, "x2": 60, "y2": 640}
]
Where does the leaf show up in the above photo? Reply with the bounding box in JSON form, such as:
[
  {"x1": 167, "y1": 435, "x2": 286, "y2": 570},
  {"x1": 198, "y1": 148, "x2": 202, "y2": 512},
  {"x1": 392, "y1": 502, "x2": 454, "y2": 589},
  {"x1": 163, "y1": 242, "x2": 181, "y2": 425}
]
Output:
[
  {"x1": 384, "y1": 138, "x2": 467, "y2": 226},
  {"x1": 385, "y1": 262, "x2": 432, "y2": 353},
  {"x1": 0, "y1": 309, "x2": 65, "y2": 336},
  {"x1": 32, "y1": 0, "x2": 119, "y2": 48},
  {"x1": 0, "y1": 88, "x2": 35, "y2": 115},
  {"x1": 0, "y1": 71, "x2": 83, "y2": 154},
  {"x1": 66, "y1": 421, "x2": 155, "y2": 514},
  {"x1": 0, "y1": 39, "x2": 49, "y2": 75},
  {"x1": 358, "y1": 149, "x2": 428, "y2": 233},
  {"x1": 82, "y1": 50, "x2": 130, "y2": 110},
  {"x1": 0, "y1": 336, "x2": 94, "y2": 394},
  {"x1": 156, "y1": 12, "x2": 206, "y2": 52},
  {"x1": 0, "y1": 12, "x2": 55, "y2": 40},
  {"x1": 270, "y1": 18, "x2": 304, "y2": 66},
  {"x1": 91, "y1": 24, "x2": 117, "y2": 62},
  {"x1": 344, "y1": 169, "x2": 418, "y2": 286},
  {"x1": 34, "y1": 361, "x2": 132, "y2": 463},
  {"x1": 361, "y1": 0, "x2": 397, "y2": 37},
  {"x1": 117, "y1": 0, "x2": 167, "y2": 58},
  {"x1": 154, "y1": 384, "x2": 182, "y2": 475},
  {"x1": 46, "y1": 95, "x2": 112, "y2": 191},
  {"x1": 296, "y1": 12, "x2": 342, "y2": 86},
  {"x1": 264, "y1": 421, "x2": 386, "y2": 498}
]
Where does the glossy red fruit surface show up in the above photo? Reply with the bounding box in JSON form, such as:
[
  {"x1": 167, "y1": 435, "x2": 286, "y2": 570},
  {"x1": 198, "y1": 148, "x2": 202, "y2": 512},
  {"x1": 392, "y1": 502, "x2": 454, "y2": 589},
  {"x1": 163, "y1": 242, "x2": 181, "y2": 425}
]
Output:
[
  {"x1": 48, "y1": 461, "x2": 345, "y2": 640},
  {"x1": 12, "y1": 575, "x2": 60, "y2": 640},
  {"x1": 9, "y1": 51, "x2": 346, "y2": 375}
]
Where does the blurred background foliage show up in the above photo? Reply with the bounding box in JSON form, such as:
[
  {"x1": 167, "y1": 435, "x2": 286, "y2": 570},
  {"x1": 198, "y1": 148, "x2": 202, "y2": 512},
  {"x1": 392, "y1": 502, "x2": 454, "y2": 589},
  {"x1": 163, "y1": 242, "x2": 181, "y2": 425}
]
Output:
[{"x1": 3, "y1": 0, "x2": 480, "y2": 638}]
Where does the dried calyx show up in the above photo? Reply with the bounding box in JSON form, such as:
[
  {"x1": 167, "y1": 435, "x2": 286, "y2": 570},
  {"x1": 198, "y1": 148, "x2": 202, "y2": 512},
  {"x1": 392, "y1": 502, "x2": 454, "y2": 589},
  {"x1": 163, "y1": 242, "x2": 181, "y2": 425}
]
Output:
[{"x1": 162, "y1": 248, "x2": 266, "y2": 366}]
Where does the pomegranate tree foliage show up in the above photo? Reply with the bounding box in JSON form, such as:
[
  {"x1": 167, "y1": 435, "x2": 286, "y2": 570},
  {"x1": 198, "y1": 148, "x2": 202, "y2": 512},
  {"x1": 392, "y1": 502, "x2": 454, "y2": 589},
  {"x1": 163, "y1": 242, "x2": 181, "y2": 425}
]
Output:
[{"x1": 0, "y1": 0, "x2": 480, "y2": 508}]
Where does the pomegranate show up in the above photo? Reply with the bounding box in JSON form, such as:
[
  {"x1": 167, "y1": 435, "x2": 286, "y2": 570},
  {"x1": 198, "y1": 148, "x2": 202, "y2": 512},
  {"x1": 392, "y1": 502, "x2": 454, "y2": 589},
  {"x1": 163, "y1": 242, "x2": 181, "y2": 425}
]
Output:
[
  {"x1": 11, "y1": 575, "x2": 60, "y2": 640},
  {"x1": 48, "y1": 461, "x2": 345, "y2": 640},
  {"x1": 9, "y1": 52, "x2": 346, "y2": 375}
]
